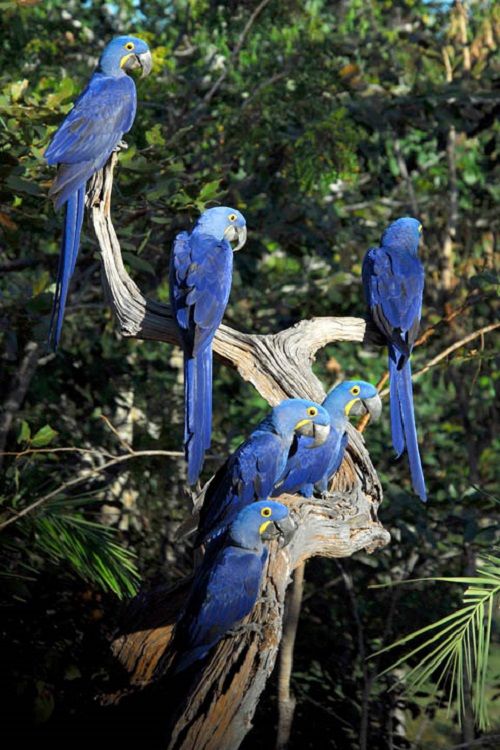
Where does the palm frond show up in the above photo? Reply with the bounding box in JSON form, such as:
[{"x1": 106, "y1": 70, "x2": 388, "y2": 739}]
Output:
[
  {"x1": 371, "y1": 553, "x2": 500, "y2": 731},
  {"x1": 26, "y1": 507, "x2": 140, "y2": 599}
]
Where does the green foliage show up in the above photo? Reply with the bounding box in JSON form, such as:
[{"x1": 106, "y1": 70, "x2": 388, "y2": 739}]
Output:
[
  {"x1": 28, "y1": 502, "x2": 139, "y2": 598},
  {"x1": 0, "y1": 0, "x2": 498, "y2": 745},
  {"x1": 373, "y1": 553, "x2": 500, "y2": 730}
]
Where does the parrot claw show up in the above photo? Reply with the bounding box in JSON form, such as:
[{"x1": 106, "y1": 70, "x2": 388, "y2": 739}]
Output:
[
  {"x1": 255, "y1": 594, "x2": 273, "y2": 607},
  {"x1": 227, "y1": 622, "x2": 262, "y2": 638},
  {"x1": 113, "y1": 140, "x2": 129, "y2": 153}
]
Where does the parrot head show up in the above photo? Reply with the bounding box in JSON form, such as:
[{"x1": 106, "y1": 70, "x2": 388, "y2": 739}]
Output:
[
  {"x1": 99, "y1": 36, "x2": 153, "y2": 78},
  {"x1": 195, "y1": 207, "x2": 247, "y2": 252},
  {"x1": 229, "y1": 500, "x2": 295, "y2": 549},
  {"x1": 324, "y1": 380, "x2": 382, "y2": 422},
  {"x1": 272, "y1": 399, "x2": 331, "y2": 448},
  {"x1": 381, "y1": 217, "x2": 423, "y2": 255}
]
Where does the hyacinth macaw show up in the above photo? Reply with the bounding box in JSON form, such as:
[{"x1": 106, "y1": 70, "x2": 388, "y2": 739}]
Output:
[
  {"x1": 273, "y1": 380, "x2": 382, "y2": 498},
  {"x1": 170, "y1": 207, "x2": 247, "y2": 486},
  {"x1": 172, "y1": 500, "x2": 292, "y2": 672},
  {"x1": 45, "y1": 36, "x2": 152, "y2": 349},
  {"x1": 362, "y1": 217, "x2": 426, "y2": 501},
  {"x1": 195, "y1": 398, "x2": 330, "y2": 546}
]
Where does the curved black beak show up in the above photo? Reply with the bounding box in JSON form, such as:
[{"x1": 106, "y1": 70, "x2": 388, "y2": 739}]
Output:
[
  {"x1": 261, "y1": 514, "x2": 297, "y2": 547},
  {"x1": 297, "y1": 420, "x2": 330, "y2": 448},
  {"x1": 224, "y1": 224, "x2": 247, "y2": 252},
  {"x1": 349, "y1": 393, "x2": 382, "y2": 421},
  {"x1": 138, "y1": 50, "x2": 153, "y2": 78},
  {"x1": 123, "y1": 50, "x2": 153, "y2": 78}
]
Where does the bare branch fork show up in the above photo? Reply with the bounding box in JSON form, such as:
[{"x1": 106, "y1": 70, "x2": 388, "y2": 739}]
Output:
[{"x1": 88, "y1": 155, "x2": 390, "y2": 750}]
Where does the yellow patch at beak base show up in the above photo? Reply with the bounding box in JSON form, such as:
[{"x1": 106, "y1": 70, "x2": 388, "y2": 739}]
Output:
[
  {"x1": 259, "y1": 520, "x2": 271, "y2": 535},
  {"x1": 345, "y1": 397, "x2": 360, "y2": 416},
  {"x1": 120, "y1": 53, "x2": 135, "y2": 68},
  {"x1": 294, "y1": 418, "x2": 311, "y2": 430}
]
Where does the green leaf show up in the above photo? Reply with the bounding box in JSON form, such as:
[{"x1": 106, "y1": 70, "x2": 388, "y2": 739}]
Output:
[
  {"x1": 145, "y1": 123, "x2": 166, "y2": 147},
  {"x1": 17, "y1": 420, "x2": 31, "y2": 444},
  {"x1": 31, "y1": 425, "x2": 58, "y2": 448}
]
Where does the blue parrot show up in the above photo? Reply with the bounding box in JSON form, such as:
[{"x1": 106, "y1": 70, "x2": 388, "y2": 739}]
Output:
[
  {"x1": 170, "y1": 207, "x2": 247, "y2": 486},
  {"x1": 172, "y1": 500, "x2": 292, "y2": 672},
  {"x1": 273, "y1": 381, "x2": 382, "y2": 498},
  {"x1": 45, "y1": 36, "x2": 152, "y2": 349},
  {"x1": 362, "y1": 217, "x2": 426, "y2": 501},
  {"x1": 195, "y1": 398, "x2": 330, "y2": 546}
]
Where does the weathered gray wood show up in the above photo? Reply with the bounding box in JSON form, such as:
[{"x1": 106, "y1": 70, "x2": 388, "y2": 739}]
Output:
[{"x1": 89, "y1": 154, "x2": 389, "y2": 749}]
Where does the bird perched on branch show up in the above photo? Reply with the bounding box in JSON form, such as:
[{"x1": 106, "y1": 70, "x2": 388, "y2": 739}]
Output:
[
  {"x1": 195, "y1": 398, "x2": 330, "y2": 546},
  {"x1": 170, "y1": 207, "x2": 247, "y2": 486},
  {"x1": 362, "y1": 217, "x2": 426, "y2": 501},
  {"x1": 171, "y1": 500, "x2": 293, "y2": 672},
  {"x1": 273, "y1": 380, "x2": 381, "y2": 498},
  {"x1": 45, "y1": 36, "x2": 152, "y2": 349}
]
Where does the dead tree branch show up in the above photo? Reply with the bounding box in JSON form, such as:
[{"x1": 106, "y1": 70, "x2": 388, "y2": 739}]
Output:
[{"x1": 87, "y1": 154, "x2": 389, "y2": 749}]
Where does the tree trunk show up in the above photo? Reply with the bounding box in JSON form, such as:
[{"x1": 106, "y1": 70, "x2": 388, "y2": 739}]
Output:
[{"x1": 87, "y1": 155, "x2": 390, "y2": 749}]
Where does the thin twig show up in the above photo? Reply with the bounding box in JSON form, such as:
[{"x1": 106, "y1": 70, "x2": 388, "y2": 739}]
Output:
[
  {"x1": 379, "y1": 322, "x2": 500, "y2": 398},
  {"x1": 1, "y1": 446, "x2": 116, "y2": 460},
  {"x1": 201, "y1": 0, "x2": 271, "y2": 106},
  {"x1": 100, "y1": 414, "x2": 134, "y2": 454},
  {"x1": 0, "y1": 449, "x2": 184, "y2": 531}
]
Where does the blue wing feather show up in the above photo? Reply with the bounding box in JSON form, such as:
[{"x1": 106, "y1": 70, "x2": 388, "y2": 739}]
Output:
[
  {"x1": 174, "y1": 542, "x2": 265, "y2": 671},
  {"x1": 273, "y1": 425, "x2": 348, "y2": 498},
  {"x1": 363, "y1": 243, "x2": 426, "y2": 501},
  {"x1": 170, "y1": 231, "x2": 234, "y2": 483},
  {"x1": 46, "y1": 72, "x2": 137, "y2": 348},
  {"x1": 197, "y1": 431, "x2": 284, "y2": 545}
]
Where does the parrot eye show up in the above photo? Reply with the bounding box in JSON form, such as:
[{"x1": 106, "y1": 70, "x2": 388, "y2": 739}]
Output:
[
  {"x1": 124, "y1": 42, "x2": 135, "y2": 51},
  {"x1": 351, "y1": 386, "x2": 360, "y2": 396},
  {"x1": 228, "y1": 213, "x2": 237, "y2": 222},
  {"x1": 418, "y1": 224, "x2": 423, "y2": 233},
  {"x1": 261, "y1": 507, "x2": 272, "y2": 518},
  {"x1": 307, "y1": 406, "x2": 318, "y2": 417}
]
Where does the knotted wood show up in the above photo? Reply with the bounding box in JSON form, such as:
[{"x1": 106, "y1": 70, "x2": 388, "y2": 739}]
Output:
[{"x1": 88, "y1": 155, "x2": 390, "y2": 749}]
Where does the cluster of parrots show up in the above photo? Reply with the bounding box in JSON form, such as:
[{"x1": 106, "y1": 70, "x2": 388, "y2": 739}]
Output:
[{"x1": 45, "y1": 37, "x2": 427, "y2": 672}]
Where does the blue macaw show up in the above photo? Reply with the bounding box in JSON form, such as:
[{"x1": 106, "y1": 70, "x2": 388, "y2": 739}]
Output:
[
  {"x1": 172, "y1": 500, "x2": 292, "y2": 672},
  {"x1": 362, "y1": 217, "x2": 426, "y2": 501},
  {"x1": 45, "y1": 36, "x2": 152, "y2": 349},
  {"x1": 195, "y1": 398, "x2": 330, "y2": 546},
  {"x1": 273, "y1": 380, "x2": 382, "y2": 498},
  {"x1": 170, "y1": 207, "x2": 247, "y2": 486}
]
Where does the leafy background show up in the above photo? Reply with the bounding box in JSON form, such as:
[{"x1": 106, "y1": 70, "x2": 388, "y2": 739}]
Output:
[{"x1": 0, "y1": 0, "x2": 498, "y2": 747}]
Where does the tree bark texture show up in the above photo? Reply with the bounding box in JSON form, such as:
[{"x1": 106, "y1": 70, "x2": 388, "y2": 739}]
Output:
[{"x1": 88, "y1": 155, "x2": 390, "y2": 749}]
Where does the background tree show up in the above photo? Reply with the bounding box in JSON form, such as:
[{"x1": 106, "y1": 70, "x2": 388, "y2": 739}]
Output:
[{"x1": 0, "y1": 1, "x2": 498, "y2": 747}]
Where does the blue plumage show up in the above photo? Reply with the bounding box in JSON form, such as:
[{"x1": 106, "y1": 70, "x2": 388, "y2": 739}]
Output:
[
  {"x1": 170, "y1": 208, "x2": 247, "y2": 485},
  {"x1": 362, "y1": 217, "x2": 427, "y2": 501},
  {"x1": 196, "y1": 398, "x2": 331, "y2": 546},
  {"x1": 273, "y1": 381, "x2": 380, "y2": 498},
  {"x1": 172, "y1": 501, "x2": 291, "y2": 672},
  {"x1": 45, "y1": 36, "x2": 152, "y2": 349}
]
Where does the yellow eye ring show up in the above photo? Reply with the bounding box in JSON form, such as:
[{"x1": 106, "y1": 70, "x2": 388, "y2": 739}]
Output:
[
  {"x1": 351, "y1": 386, "x2": 360, "y2": 396},
  {"x1": 228, "y1": 213, "x2": 237, "y2": 222},
  {"x1": 261, "y1": 507, "x2": 272, "y2": 518},
  {"x1": 125, "y1": 42, "x2": 135, "y2": 51},
  {"x1": 307, "y1": 406, "x2": 318, "y2": 417}
]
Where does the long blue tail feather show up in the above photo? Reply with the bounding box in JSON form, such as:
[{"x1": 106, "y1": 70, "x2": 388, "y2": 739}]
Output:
[
  {"x1": 48, "y1": 187, "x2": 85, "y2": 350},
  {"x1": 185, "y1": 344, "x2": 213, "y2": 485},
  {"x1": 201, "y1": 346, "x2": 212, "y2": 451},
  {"x1": 389, "y1": 351, "x2": 427, "y2": 502},
  {"x1": 389, "y1": 350, "x2": 405, "y2": 457}
]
